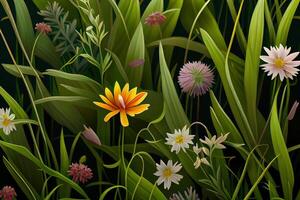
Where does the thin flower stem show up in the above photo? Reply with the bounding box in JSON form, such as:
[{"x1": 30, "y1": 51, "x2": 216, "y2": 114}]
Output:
[{"x1": 30, "y1": 33, "x2": 41, "y2": 64}]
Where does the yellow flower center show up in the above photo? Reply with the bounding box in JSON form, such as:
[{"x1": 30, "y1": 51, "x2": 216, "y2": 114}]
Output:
[
  {"x1": 175, "y1": 135, "x2": 184, "y2": 144},
  {"x1": 163, "y1": 168, "x2": 172, "y2": 178},
  {"x1": 2, "y1": 117, "x2": 11, "y2": 127},
  {"x1": 274, "y1": 58, "x2": 285, "y2": 68},
  {"x1": 118, "y1": 95, "x2": 126, "y2": 109}
]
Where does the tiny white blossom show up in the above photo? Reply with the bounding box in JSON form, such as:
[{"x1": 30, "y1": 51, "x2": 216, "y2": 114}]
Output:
[
  {"x1": 0, "y1": 108, "x2": 16, "y2": 135},
  {"x1": 200, "y1": 133, "x2": 229, "y2": 149},
  {"x1": 193, "y1": 144, "x2": 209, "y2": 156},
  {"x1": 194, "y1": 157, "x2": 209, "y2": 169},
  {"x1": 260, "y1": 44, "x2": 300, "y2": 81},
  {"x1": 154, "y1": 160, "x2": 183, "y2": 190},
  {"x1": 166, "y1": 125, "x2": 195, "y2": 154}
]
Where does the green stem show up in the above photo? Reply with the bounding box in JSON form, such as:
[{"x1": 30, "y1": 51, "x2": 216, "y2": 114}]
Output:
[{"x1": 30, "y1": 33, "x2": 41, "y2": 64}]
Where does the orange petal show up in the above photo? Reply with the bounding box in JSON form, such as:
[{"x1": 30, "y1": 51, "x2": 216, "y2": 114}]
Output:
[
  {"x1": 126, "y1": 104, "x2": 150, "y2": 116},
  {"x1": 114, "y1": 82, "x2": 121, "y2": 107},
  {"x1": 104, "y1": 110, "x2": 120, "y2": 122},
  {"x1": 126, "y1": 87, "x2": 138, "y2": 103},
  {"x1": 127, "y1": 92, "x2": 148, "y2": 107},
  {"x1": 99, "y1": 95, "x2": 117, "y2": 108},
  {"x1": 105, "y1": 88, "x2": 115, "y2": 103},
  {"x1": 120, "y1": 110, "x2": 129, "y2": 127},
  {"x1": 93, "y1": 102, "x2": 116, "y2": 111},
  {"x1": 122, "y1": 83, "x2": 130, "y2": 102}
]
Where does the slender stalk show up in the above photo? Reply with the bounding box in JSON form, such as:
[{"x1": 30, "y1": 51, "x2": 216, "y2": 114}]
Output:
[{"x1": 30, "y1": 33, "x2": 42, "y2": 64}]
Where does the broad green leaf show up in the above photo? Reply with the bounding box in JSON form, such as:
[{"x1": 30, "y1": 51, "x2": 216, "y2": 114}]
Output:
[
  {"x1": 59, "y1": 130, "x2": 71, "y2": 198},
  {"x1": 276, "y1": 0, "x2": 300, "y2": 45},
  {"x1": 2, "y1": 64, "x2": 43, "y2": 77},
  {"x1": 244, "y1": 0, "x2": 264, "y2": 137},
  {"x1": 270, "y1": 91, "x2": 294, "y2": 200},
  {"x1": 13, "y1": 0, "x2": 34, "y2": 55},
  {"x1": 158, "y1": 43, "x2": 189, "y2": 130},
  {"x1": 125, "y1": 23, "x2": 145, "y2": 86}
]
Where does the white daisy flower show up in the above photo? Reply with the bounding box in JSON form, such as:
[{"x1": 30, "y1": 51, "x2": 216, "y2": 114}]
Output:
[
  {"x1": 166, "y1": 125, "x2": 195, "y2": 154},
  {"x1": 0, "y1": 108, "x2": 16, "y2": 135},
  {"x1": 194, "y1": 157, "x2": 209, "y2": 169},
  {"x1": 200, "y1": 133, "x2": 229, "y2": 149},
  {"x1": 154, "y1": 160, "x2": 183, "y2": 190},
  {"x1": 260, "y1": 44, "x2": 300, "y2": 81}
]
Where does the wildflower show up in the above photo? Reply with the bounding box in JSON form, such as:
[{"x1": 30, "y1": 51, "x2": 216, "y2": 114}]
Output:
[
  {"x1": 0, "y1": 186, "x2": 17, "y2": 200},
  {"x1": 145, "y1": 12, "x2": 166, "y2": 26},
  {"x1": 260, "y1": 44, "x2": 300, "y2": 81},
  {"x1": 194, "y1": 156, "x2": 209, "y2": 169},
  {"x1": 178, "y1": 61, "x2": 214, "y2": 96},
  {"x1": 93, "y1": 82, "x2": 150, "y2": 127},
  {"x1": 193, "y1": 144, "x2": 209, "y2": 156},
  {"x1": 35, "y1": 22, "x2": 52, "y2": 34},
  {"x1": 169, "y1": 186, "x2": 200, "y2": 200},
  {"x1": 288, "y1": 101, "x2": 299, "y2": 120},
  {"x1": 200, "y1": 133, "x2": 229, "y2": 149},
  {"x1": 128, "y1": 59, "x2": 145, "y2": 68},
  {"x1": 68, "y1": 163, "x2": 93, "y2": 184},
  {"x1": 0, "y1": 108, "x2": 16, "y2": 135},
  {"x1": 82, "y1": 125, "x2": 101, "y2": 146},
  {"x1": 165, "y1": 125, "x2": 195, "y2": 154},
  {"x1": 154, "y1": 160, "x2": 183, "y2": 190}
]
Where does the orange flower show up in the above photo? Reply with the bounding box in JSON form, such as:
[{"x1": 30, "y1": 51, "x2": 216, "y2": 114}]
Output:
[{"x1": 94, "y1": 82, "x2": 150, "y2": 127}]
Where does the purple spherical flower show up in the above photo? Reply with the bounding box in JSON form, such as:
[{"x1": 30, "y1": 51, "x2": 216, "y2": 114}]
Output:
[
  {"x1": 0, "y1": 186, "x2": 17, "y2": 200},
  {"x1": 178, "y1": 61, "x2": 214, "y2": 96}
]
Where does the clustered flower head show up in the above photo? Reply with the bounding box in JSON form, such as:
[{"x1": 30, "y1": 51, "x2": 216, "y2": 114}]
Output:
[
  {"x1": 154, "y1": 160, "x2": 183, "y2": 190},
  {"x1": 165, "y1": 125, "x2": 195, "y2": 154},
  {"x1": 0, "y1": 108, "x2": 16, "y2": 135},
  {"x1": 94, "y1": 82, "x2": 150, "y2": 127},
  {"x1": 68, "y1": 163, "x2": 93, "y2": 184},
  {"x1": 169, "y1": 186, "x2": 200, "y2": 200},
  {"x1": 178, "y1": 61, "x2": 214, "y2": 97},
  {"x1": 0, "y1": 186, "x2": 17, "y2": 200},
  {"x1": 35, "y1": 22, "x2": 52, "y2": 34},
  {"x1": 260, "y1": 44, "x2": 300, "y2": 81},
  {"x1": 144, "y1": 12, "x2": 166, "y2": 26}
]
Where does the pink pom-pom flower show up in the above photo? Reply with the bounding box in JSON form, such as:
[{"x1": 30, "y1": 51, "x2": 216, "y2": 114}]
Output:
[
  {"x1": 68, "y1": 163, "x2": 93, "y2": 184},
  {"x1": 0, "y1": 186, "x2": 17, "y2": 200}
]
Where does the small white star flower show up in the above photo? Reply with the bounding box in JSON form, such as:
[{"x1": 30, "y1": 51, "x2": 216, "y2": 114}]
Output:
[
  {"x1": 0, "y1": 108, "x2": 16, "y2": 135},
  {"x1": 193, "y1": 144, "x2": 209, "y2": 156},
  {"x1": 200, "y1": 133, "x2": 229, "y2": 149},
  {"x1": 166, "y1": 125, "x2": 195, "y2": 154},
  {"x1": 260, "y1": 44, "x2": 300, "y2": 81},
  {"x1": 194, "y1": 157, "x2": 210, "y2": 169},
  {"x1": 154, "y1": 160, "x2": 183, "y2": 190}
]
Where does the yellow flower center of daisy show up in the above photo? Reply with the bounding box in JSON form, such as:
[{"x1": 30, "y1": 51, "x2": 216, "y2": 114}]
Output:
[
  {"x1": 163, "y1": 168, "x2": 172, "y2": 178},
  {"x1": 2, "y1": 116, "x2": 11, "y2": 127},
  {"x1": 274, "y1": 58, "x2": 285, "y2": 68},
  {"x1": 175, "y1": 135, "x2": 184, "y2": 144},
  {"x1": 118, "y1": 95, "x2": 126, "y2": 109}
]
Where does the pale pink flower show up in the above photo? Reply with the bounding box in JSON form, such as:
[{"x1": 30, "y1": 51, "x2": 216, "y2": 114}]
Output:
[
  {"x1": 145, "y1": 12, "x2": 166, "y2": 26},
  {"x1": 82, "y1": 125, "x2": 101, "y2": 146},
  {"x1": 178, "y1": 61, "x2": 214, "y2": 96},
  {"x1": 0, "y1": 186, "x2": 17, "y2": 200},
  {"x1": 35, "y1": 22, "x2": 52, "y2": 34},
  {"x1": 288, "y1": 101, "x2": 299, "y2": 120},
  {"x1": 68, "y1": 163, "x2": 93, "y2": 184},
  {"x1": 260, "y1": 44, "x2": 300, "y2": 81}
]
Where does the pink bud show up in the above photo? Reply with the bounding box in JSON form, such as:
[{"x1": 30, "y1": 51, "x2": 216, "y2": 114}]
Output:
[
  {"x1": 288, "y1": 101, "x2": 299, "y2": 120},
  {"x1": 82, "y1": 125, "x2": 101, "y2": 146}
]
